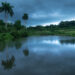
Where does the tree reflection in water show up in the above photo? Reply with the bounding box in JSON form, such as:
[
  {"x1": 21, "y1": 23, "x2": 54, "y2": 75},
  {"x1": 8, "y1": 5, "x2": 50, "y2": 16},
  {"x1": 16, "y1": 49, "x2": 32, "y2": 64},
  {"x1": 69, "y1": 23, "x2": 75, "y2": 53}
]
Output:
[
  {"x1": 0, "y1": 41, "x2": 6, "y2": 52},
  {"x1": 60, "y1": 39, "x2": 75, "y2": 44},
  {"x1": 23, "y1": 48, "x2": 29, "y2": 56},
  {"x1": 2, "y1": 56, "x2": 15, "y2": 70}
]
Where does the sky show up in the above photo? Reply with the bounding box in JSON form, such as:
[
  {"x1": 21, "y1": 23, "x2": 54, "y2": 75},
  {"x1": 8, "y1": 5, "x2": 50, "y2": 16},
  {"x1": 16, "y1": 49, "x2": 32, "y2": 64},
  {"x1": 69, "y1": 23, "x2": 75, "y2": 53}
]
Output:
[{"x1": 0, "y1": 0, "x2": 75, "y2": 26}]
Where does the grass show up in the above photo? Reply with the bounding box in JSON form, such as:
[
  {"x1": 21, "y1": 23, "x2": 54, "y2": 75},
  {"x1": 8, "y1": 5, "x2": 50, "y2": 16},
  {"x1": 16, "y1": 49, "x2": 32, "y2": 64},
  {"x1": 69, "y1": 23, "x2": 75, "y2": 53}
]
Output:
[{"x1": 28, "y1": 28, "x2": 75, "y2": 37}]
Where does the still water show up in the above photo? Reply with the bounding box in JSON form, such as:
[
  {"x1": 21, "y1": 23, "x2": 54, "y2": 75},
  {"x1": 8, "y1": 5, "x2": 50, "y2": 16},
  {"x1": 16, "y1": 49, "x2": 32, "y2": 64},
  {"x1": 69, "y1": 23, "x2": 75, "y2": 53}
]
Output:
[{"x1": 0, "y1": 36, "x2": 75, "y2": 75}]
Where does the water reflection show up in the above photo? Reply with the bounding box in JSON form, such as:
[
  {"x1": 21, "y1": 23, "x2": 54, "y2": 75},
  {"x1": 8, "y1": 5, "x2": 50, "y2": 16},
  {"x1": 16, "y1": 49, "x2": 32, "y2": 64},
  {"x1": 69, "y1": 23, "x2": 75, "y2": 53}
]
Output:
[
  {"x1": 15, "y1": 42, "x2": 22, "y2": 50},
  {"x1": 2, "y1": 56, "x2": 15, "y2": 70},
  {"x1": 60, "y1": 39, "x2": 75, "y2": 44},
  {"x1": 0, "y1": 36, "x2": 75, "y2": 75},
  {"x1": 42, "y1": 38, "x2": 75, "y2": 45},
  {"x1": 42, "y1": 40, "x2": 60, "y2": 45},
  {"x1": 23, "y1": 48, "x2": 29, "y2": 56},
  {"x1": 0, "y1": 41, "x2": 6, "y2": 52},
  {"x1": 1, "y1": 41, "x2": 16, "y2": 70},
  {"x1": 14, "y1": 39, "x2": 25, "y2": 50},
  {"x1": 0, "y1": 39, "x2": 24, "y2": 53}
]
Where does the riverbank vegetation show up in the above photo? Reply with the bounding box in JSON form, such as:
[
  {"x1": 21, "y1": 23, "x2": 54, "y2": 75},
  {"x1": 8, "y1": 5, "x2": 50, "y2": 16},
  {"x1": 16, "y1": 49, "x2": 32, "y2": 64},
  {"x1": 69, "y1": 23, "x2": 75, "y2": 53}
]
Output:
[
  {"x1": 0, "y1": 2, "x2": 75, "y2": 41},
  {"x1": 0, "y1": 2, "x2": 28, "y2": 41},
  {"x1": 28, "y1": 21, "x2": 75, "y2": 36},
  {"x1": 0, "y1": 19, "x2": 28, "y2": 41}
]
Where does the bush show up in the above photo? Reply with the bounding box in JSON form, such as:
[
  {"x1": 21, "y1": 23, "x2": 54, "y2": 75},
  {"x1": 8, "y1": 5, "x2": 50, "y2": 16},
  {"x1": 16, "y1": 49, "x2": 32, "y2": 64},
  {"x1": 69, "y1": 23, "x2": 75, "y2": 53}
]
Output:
[
  {"x1": 2, "y1": 33, "x2": 14, "y2": 41},
  {"x1": 10, "y1": 29, "x2": 28, "y2": 39},
  {"x1": 10, "y1": 31, "x2": 19, "y2": 39},
  {"x1": 0, "y1": 33, "x2": 4, "y2": 40},
  {"x1": 0, "y1": 26, "x2": 6, "y2": 33},
  {"x1": 14, "y1": 20, "x2": 22, "y2": 30},
  {"x1": 18, "y1": 29, "x2": 28, "y2": 37}
]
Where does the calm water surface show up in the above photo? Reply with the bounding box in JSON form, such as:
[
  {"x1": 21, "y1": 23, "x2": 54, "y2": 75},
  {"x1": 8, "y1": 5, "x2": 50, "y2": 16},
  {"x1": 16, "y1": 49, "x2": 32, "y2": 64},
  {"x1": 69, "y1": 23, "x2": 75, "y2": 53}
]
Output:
[{"x1": 0, "y1": 36, "x2": 75, "y2": 75}]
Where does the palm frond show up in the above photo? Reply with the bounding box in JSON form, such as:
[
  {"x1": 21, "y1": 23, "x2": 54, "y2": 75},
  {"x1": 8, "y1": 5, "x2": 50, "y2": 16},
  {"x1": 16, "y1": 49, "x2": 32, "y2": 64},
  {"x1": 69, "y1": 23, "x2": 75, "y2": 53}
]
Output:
[{"x1": 0, "y1": 2, "x2": 14, "y2": 17}]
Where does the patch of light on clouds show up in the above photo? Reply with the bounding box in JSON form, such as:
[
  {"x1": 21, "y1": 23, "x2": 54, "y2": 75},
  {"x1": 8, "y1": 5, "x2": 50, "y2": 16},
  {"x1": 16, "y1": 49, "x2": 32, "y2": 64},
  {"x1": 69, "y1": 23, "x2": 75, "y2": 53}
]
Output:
[
  {"x1": 63, "y1": 17, "x2": 75, "y2": 21},
  {"x1": 31, "y1": 12, "x2": 63, "y2": 19},
  {"x1": 29, "y1": 21, "x2": 60, "y2": 27},
  {"x1": 31, "y1": 13, "x2": 47, "y2": 18},
  {"x1": 41, "y1": 17, "x2": 75, "y2": 26},
  {"x1": 42, "y1": 21, "x2": 60, "y2": 26},
  {"x1": 50, "y1": 12, "x2": 64, "y2": 17}
]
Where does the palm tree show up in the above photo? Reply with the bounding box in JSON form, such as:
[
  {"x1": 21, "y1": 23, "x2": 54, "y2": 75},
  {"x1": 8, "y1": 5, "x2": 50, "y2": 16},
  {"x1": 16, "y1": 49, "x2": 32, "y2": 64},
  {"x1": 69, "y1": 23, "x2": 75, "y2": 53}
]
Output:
[
  {"x1": 22, "y1": 13, "x2": 28, "y2": 26},
  {"x1": 0, "y1": 2, "x2": 14, "y2": 28}
]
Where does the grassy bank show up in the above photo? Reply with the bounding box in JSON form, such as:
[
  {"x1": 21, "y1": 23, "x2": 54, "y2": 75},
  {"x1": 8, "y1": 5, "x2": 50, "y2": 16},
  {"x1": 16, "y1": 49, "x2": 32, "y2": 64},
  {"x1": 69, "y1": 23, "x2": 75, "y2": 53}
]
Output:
[
  {"x1": 0, "y1": 31, "x2": 28, "y2": 41},
  {"x1": 1, "y1": 26, "x2": 75, "y2": 41},
  {"x1": 27, "y1": 28, "x2": 75, "y2": 37}
]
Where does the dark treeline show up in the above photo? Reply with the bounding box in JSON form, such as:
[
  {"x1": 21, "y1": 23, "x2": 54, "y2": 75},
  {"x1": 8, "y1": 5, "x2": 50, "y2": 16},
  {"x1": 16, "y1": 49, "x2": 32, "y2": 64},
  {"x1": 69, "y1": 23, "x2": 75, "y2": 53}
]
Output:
[
  {"x1": 27, "y1": 20, "x2": 75, "y2": 33},
  {"x1": 28, "y1": 20, "x2": 75, "y2": 30},
  {"x1": 27, "y1": 20, "x2": 75, "y2": 36},
  {"x1": 59, "y1": 21, "x2": 75, "y2": 28}
]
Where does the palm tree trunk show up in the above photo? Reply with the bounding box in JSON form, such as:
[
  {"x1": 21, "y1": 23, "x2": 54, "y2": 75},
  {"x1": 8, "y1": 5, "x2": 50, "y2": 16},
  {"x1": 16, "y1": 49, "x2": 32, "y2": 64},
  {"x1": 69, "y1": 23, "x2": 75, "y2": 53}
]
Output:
[
  {"x1": 5, "y1": 12, "x2": 9, "y2": 60},
  {"x1": 5, "y1": 12, "x2": 8, "y2": 29},
  {"x1": 25, "y1": 20, "x2": 27, "y2": 31}
]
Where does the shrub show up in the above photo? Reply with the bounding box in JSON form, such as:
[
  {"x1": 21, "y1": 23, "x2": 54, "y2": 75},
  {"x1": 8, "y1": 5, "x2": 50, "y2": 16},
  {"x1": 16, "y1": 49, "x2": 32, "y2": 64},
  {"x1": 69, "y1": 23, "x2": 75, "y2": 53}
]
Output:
[
  {"x1": 2, "y1": 33, "x2": 14, "y2": 41},
  {"x1": 10, "y1": 29, "x2": 28, "y2": 39}
]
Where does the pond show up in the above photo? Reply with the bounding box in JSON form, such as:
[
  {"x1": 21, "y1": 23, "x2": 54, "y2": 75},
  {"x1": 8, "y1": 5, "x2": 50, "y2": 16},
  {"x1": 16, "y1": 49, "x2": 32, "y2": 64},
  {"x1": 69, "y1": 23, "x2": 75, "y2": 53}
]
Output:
[{"x1": 0, "y1": 36, "x2": 75, "y2": 75}]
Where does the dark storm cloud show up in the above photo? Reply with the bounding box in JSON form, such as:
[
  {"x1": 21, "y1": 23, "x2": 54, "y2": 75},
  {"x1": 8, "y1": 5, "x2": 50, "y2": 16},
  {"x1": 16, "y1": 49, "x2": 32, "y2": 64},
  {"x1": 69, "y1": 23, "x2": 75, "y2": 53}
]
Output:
[{"x1": 0, "y1": 0, "x2": 75, "y2": 26}]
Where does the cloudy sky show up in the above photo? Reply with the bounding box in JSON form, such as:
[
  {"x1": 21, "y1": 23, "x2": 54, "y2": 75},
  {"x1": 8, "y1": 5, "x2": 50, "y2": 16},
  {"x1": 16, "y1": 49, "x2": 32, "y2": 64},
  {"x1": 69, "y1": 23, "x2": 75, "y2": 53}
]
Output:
[{"x1": 0, "y1": 0, "x2": 75, "y2": 26}]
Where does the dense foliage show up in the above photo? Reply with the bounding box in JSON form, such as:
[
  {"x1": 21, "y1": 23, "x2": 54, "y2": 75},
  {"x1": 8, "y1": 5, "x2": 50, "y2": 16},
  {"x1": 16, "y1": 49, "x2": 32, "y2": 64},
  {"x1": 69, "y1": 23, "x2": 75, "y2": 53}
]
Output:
[
  {"x1": 0, "y1": 20, "x2": 28, "y2": 41},
  {"x1": 0, "y1": 2, "x2": 28, "y2": 41}
]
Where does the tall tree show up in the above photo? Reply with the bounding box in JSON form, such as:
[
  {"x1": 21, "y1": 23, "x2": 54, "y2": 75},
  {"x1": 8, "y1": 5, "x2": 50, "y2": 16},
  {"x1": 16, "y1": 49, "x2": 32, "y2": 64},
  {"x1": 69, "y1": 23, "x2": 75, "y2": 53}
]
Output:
[
  {"x1": 14, "y1": 20, "x2": 21, "y2": 30},
  {"x1": 0, "y1": 2, "x2": 14, "y2": 28},
  {"x1": 22, "y1": 13, "x2": 28, "y2": 26}
]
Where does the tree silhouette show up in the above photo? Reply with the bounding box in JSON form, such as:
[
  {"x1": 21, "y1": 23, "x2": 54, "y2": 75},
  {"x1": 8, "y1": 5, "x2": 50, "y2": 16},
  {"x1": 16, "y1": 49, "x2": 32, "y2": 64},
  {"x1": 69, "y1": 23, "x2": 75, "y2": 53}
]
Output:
[
  {"x1": 0, "y1": 2, "x2": 14, "y2": 28},
  {"x1": 22, "y1": 13, "x2": 28, "y2": 26}
]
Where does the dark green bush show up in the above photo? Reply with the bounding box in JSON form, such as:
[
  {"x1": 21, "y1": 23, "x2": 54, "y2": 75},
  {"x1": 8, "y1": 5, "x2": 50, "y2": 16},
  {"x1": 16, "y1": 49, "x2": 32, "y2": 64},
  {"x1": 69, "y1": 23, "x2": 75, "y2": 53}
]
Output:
[{"x1": 2, "y1": 33, "x2": 14, "y2": 41}]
